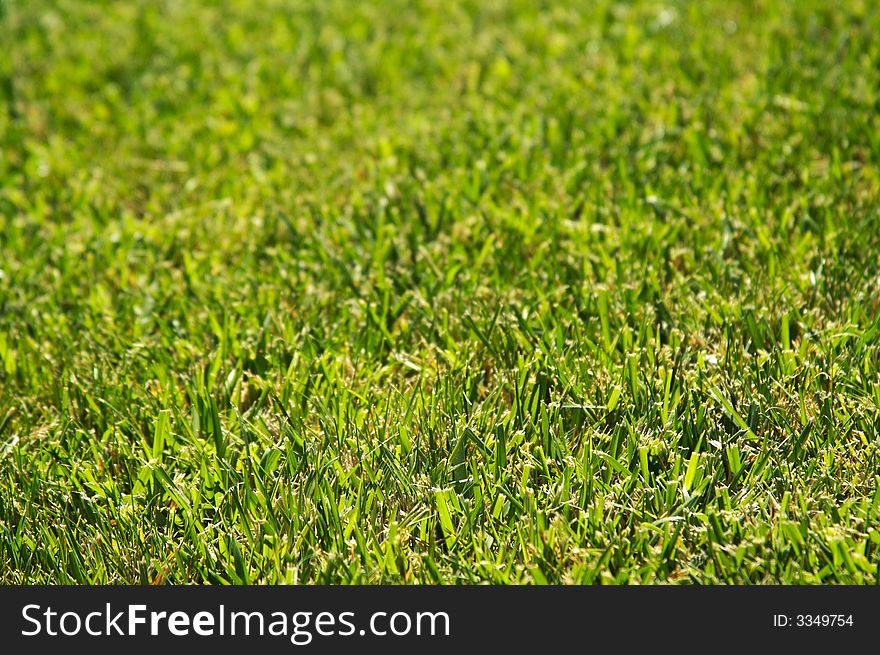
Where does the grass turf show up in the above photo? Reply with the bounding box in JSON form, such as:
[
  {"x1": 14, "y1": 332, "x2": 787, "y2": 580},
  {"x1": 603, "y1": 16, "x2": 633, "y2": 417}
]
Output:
[{"x1": 1, "y1": 0, "x2": 880, "y2": 584}]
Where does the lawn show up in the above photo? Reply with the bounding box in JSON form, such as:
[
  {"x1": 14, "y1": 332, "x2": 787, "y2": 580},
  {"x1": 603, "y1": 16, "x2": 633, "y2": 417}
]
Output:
[{"x1": 1, "y1": 0, "x2": 879, "y2": 584}]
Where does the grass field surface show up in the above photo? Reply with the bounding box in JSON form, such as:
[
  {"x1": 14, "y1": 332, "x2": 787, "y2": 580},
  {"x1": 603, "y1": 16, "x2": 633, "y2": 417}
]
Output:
[{"x1": 1, "y1": 0, "x2": 880, "y2": 583}]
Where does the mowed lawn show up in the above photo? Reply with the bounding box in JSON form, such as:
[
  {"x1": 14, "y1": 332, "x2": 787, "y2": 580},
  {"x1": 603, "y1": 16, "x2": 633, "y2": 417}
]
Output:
[{"x1": 1, "y1": 0, "x2": 879, "y2": 584}]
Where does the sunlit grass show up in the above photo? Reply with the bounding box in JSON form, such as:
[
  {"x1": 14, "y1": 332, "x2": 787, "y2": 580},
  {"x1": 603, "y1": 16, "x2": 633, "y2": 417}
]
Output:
[{"x1": 1, "y1": 0, "x2": 879, "y2": 583}]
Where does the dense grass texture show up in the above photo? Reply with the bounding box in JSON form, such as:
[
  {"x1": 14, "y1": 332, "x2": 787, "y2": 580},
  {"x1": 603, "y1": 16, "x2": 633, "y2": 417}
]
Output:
[{"x1": 2, "y1": 0, "x2": 880, "y2": 584}]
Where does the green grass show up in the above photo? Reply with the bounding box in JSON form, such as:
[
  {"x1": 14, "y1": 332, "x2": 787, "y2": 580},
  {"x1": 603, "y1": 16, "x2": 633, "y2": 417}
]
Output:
[{"x1": 1, "y1": 0, "x2": 880, "y2": 584}]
